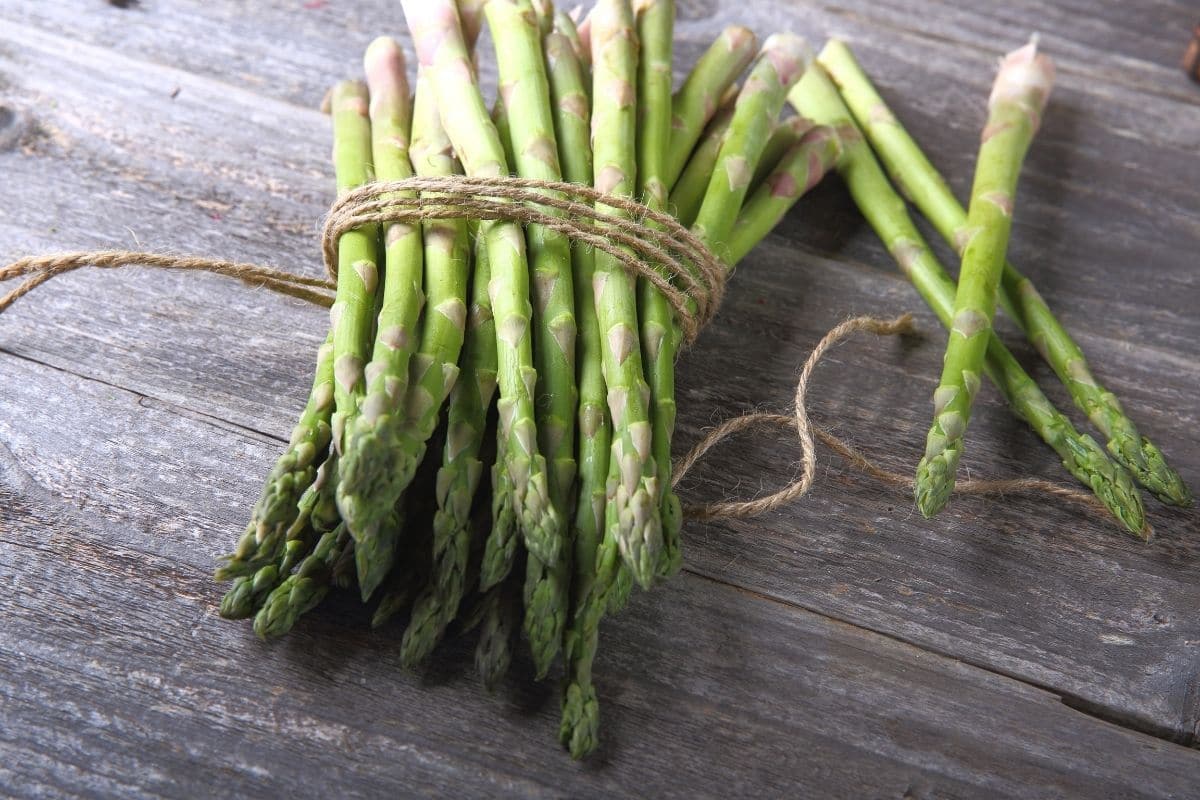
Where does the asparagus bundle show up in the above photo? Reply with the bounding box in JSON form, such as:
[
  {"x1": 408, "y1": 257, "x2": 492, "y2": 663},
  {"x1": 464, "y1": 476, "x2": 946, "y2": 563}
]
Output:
[{"x1": 209, "y1": 0, "x2": 1190, "y2": 760}]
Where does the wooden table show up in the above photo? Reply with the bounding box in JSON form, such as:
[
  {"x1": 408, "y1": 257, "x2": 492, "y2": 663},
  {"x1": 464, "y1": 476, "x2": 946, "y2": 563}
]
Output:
[{"x1": 2, "y1": 1, "x2": 1197, "y2": 796}]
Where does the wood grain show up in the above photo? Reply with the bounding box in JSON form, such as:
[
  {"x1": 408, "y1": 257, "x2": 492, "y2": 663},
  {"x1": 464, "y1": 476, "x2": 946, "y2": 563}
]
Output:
[{"x1": 1, "y1": 0, "x2": 1198, "y2": 795}]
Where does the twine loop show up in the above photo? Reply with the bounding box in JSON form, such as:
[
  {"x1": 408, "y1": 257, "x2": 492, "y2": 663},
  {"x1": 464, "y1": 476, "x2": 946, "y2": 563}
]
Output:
[{"x1": 321, "y1": 176, "x2": 725, "y2": 344}]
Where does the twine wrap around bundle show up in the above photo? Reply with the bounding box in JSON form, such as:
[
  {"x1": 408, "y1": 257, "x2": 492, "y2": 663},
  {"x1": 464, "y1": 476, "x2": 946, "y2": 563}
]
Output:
[{"x1": 0, "y1": 174, "x2": 1112, "y2": 524}]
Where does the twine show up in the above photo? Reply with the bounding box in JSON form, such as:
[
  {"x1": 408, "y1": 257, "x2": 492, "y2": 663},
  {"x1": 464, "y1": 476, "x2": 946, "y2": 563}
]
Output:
[{"x1": 0, "y1": 174, "x2": 1112, "y2": 526}]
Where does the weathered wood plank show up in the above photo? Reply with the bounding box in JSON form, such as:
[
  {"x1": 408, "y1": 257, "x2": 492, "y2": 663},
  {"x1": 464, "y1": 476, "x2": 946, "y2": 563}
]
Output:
[
  {"x1": 3, "y1": 353, "x2": 1199, "y2": 799},
  {"x1": 1, "y1": 0, "x2": 1199, "y2": 791},
  {"x1": 2, "y1": 0, "x2": 1198, "y2": 731}
]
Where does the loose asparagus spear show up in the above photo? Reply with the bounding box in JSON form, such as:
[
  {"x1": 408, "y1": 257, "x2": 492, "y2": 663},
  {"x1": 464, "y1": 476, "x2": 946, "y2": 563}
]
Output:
[
  {"x1": 485, "y1": 0, "x2": 578, "y2": 678},
  {"x1": 749, "y1": 115, "x2": 815, "y2": 192},
  {"x1": 726, "y1": 124, "x2": 842, "y2": 264},
  {"x1": 403, "y1": 0, "x2": 563, "y2": 569},
  {"x1": 325, "y1": 81, "x2": 380, "y2": 469},
  {"x1": 914, "y1": 41, "x2": 1056, "y2": 517},
  {"x1": 590, "y1": 0, "x2": 665, "y2": 590},
  {"x1": 216, "y1": 333, "x2": 334, "y2": 581},
  {"x1": 789, "y1": 63, "x2": 1147, "y2": 536},
  {"x1": 691, "y1": 34, "x2": 813, "y2": 264},
  {"x1": 337, "y1": 38, "x2": 427, "y2": 598},
  {"x1": 401, "y1": 211, "x2": 498, "y2": 667},
  {"x1": 818, "y1": 40, "x2": 1193, "y2": 508},
  {"x1": 635, "y1": 0, "x2": 684, "y2": 580},
  {"x1": 663, "y1": 25, "x2": 759, "y2": 188}
]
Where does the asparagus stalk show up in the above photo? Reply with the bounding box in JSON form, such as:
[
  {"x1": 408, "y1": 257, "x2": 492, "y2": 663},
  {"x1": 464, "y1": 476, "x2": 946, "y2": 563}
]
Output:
[
  {"x1": 663, "y1": 25, "x2": 759, "y2": 188},
  {"x1": 726, "y1": 124, "x2": 841, "y2": 264},
  {"x1": 669, "y1": 99, "x2": 736, "y2": 229},
  {"x1": 473, "y1": 572, "x2": 521, "y2": 691},
  {"x1": 590, "y1": 0, "x2": 664, "y2": 590},
  {"x1": 749, "y1": 115, "x2": 815, "y2": 192},
  {"x1": 485, "y1": 0, "x2": 577, "y2": 678},
  {"x1": 818, "y1": 40, "x2": 1193, "y2": 508},
  {"x1": 254, "y1": 524, "x2": 350, "y2": 639},
  {"x1": 788, "y1": 64, "x2": 1147, "y2": 536},
  {"x1": 635, "y1": 0, "x2": 684, "y2": 580},
  {"x1": 554, "y1": 8, "x2": 591, "y2": 91},
  {"x1": 337, "y1": 38, "x2": 428, "y2": 598},
  {"x1": 546, "y1": 12, "x2": 620, "y2": 757},
  {"x1": 216, "y1": 332, "x2": 334, "y2": 581},
  {"x1": 479, "y1": 99, "x2": 524, "y2": 591},
  {"x1": 403, "y1": 0, "x2": 563, "y2": 569},
  {"x1": 401, "y1": 203, "x2": 498, "y2": 667},
  {"x1": 325, "y1": 81, "x2": 380, "y2": 468},
  {"x1": 691, "y1": 34, "x2": 813, "y2": 264},
  {"x1": 913, "y1": 41, "x2": 1056, "y2": 517},
  {"x1": 547, "y1": 6, "x2": 616, "y2": 733}
]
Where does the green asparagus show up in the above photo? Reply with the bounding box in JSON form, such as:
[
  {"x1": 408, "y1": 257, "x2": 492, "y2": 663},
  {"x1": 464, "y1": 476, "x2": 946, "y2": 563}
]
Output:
[
  {"x1": 663, "y1": 25, "x2": 758, "y2": 187},
  {"x1": 338, "y1": 37, "x2": 427, "y2": 598},
  {"x1": 403, "y1": 0, "x2": 563, "y2": 571},
  {"x1": 635, "y1": 0, "x2": 684, "y2": 580},
  {"x1": 913, "y1": 40, "x2": 1056, "y2": 517},
  {"x1": 485, "y1": 0, "x2": 577, "y2": 678},
  {"x1": 788, "y1": 62, "x2": 1147, "y2": 536},
  {"x1": 818, "y1": 39, "x2": 1192, "y2": 508},
  {"x1": 727, "y1": 124, "x2": 841, "y2": 264}
]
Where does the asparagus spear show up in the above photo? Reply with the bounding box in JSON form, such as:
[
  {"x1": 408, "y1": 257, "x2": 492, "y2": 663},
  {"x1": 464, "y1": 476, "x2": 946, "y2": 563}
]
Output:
[
  {"x1": 788, "y1": 63, "x2": 1147, "y2": 536},
  {"x1": 913, "y1": 41, "x2": 1056, "y2": 517},
  {"x1": 669, "y1": 99, "x2": 735, "y2": 231},
  {"x1": 545, "y1": 12, "x2": 622, "y2": 756},
  {"x1": 818, "y1": 39, "x2": 1193, "y2": 508},
  {"x1": 216, "y1": 332, "x2": 334, "y2": 581},
  {"x1": 546, "y1": 5, "x2": 616, "y2": 732},
  {"x1": 325, "y1": 81, "x2": 380, "y2": 469},
  {"x1": 485, "y1": 0, "x2": 577, "y2": 678},
  {"x1": 635, "y1": 0, "x2": 684, "y2": 580},
  {"x1": 401, "y1": 206, "x2": 498, "y2": 667},
  {"x1": 691, "y1": 34, "x2": 813, "y2": 264},
  {"x1": 472, "y1": 571, "x2": 521, "y2": 691},
  {"x1": 590, "y1": 0, "x2": 665, "y2": 590},
  {"x1": 478, "y1": 99, "x2": 524, "y2": 592},
  {"x1": 663, "y1": 25, "x2": 759, "y2": 188},
  {"x1": 337, "y1": 38, "x2": 428, "y2": 598},
  {"x1": 219, "y1": 461, "x2": 332, "y2": 618},
  {"x1": 553, "y1": 8, "x2": 591, "y2": 91},
  {"x1": 253, "y1": 524, "x2": 350, "y2": 639},
  {"x1": 544, "y1": 17, "x2": 607, "y2": 593},
  {"x1": 726, "y1": 124, "x2": 842, "y2": 264},
  {"x1": 403, "y1": 0, "x2": 563, "y2": 569},
  {"x1": 749, "y1": 115, "x2": 815, "y2": 191}
]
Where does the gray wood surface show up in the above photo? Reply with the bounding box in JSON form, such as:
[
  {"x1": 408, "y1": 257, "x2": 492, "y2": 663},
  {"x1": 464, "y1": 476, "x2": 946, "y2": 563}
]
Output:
[{"x1": 1, "y1": 0, "x2": 1198, "y2": 796}]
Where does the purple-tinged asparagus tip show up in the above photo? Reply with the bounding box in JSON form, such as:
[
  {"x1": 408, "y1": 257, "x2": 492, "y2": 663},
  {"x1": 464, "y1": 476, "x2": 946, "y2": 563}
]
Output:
[
  {"x1": 761, "y1": 33, "x2": 815, "y2": 88},
  {"x1": 989, "y1": 37, "x2": 1056, "y2": 127},
  {"x1": 363, "y1": 37, "x2": 409, "y2": 107}
]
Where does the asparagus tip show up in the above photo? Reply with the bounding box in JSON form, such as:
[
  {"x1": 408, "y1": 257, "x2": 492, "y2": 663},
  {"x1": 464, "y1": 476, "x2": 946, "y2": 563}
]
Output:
[{"x1": 914, "y1": 453, "x2": 956, "y2": 518}]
